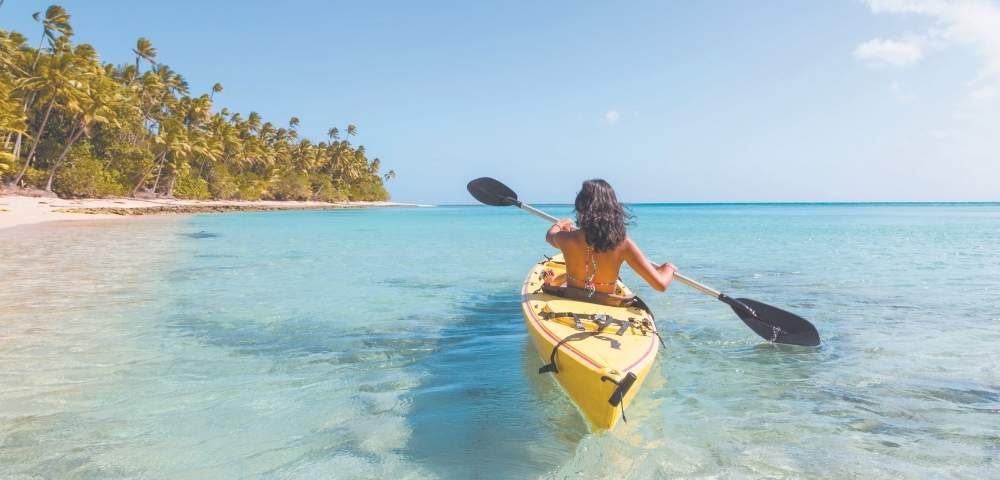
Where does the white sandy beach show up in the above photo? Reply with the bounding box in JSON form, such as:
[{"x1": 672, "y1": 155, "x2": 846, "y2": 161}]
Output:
[{"x1": 0, "y1": 194, "x2": 426, "y2": 231}]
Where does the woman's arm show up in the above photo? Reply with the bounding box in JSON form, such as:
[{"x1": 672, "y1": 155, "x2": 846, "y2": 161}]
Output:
[
  {"x1": 545, "y1": 218, "x2": 575, "y2": 248},
  {"x1": 623, "y1": 237, "x2": 675, "y2": 292}
]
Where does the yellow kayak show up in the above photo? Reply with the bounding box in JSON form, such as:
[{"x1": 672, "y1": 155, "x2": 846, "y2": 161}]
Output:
[{"x1": 520, "y1": 254, "x2": 659, "y2": 430}]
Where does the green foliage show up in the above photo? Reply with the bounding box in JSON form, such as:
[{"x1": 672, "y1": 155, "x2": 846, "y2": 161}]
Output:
[
  {"x1": 270, "y1": 171, "x2": 312, "y2": 201},
  {"x1": 22, "y1": 167, "x2": 49, "y2": 189},
  {"x1": 235, "y1": 173, "x2": 267, "y2": 201},
  {"x1": 54, "y1": 155, "x2": 126, "y2": 198},
  {"x1": 207, "y1": 165, "x2": 238, "y2": 200},
  {"x1": 346, "y1": 177, "x2": 390, "y2": 202},
  {"x1": 1, "y1": 7, "x2": 395, "y2": 201},
  {"x1": 0, "y1": 151, "x2": 15, "y2": 175},
  {"x1": 102, "y1": 142, "x2": 155, "y2": 191},
  {"x1": 311, "y1": 175, "x2": 348, "y2": 203},
  {"x1": 173, "y1": 174, "x2": 210, "y2": 200}
]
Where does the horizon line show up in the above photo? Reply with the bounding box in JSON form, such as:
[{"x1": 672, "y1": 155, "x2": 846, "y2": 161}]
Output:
[{"x1": 434, "y1": 200, "x2": 1000, "y2": 207}]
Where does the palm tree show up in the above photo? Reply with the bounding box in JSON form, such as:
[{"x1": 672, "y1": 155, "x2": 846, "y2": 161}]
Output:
[
  {"x1": 8, "y1": 6, "x2": 73, "y2": 184},
  {"x1": 259, "y1": 122, "x2": 275, "y2": 143},
  {"x1": 44, "y1": 46, "x2": 117, "y2": 191},
  {"x1": 0, "y1": 92, "x2": 25, "y2": 173},
  {"x1": 191, "y1": 122, "x2": 223, "y2": 177},
  {"x1": 145, "y1": 118, "x2": 192, "y2": 195},
  {"x1": 346, "y1": 123, "x2": 357, "y2": 144},
  {"x1": 154, "y1": 64, "x2": 187, "y2": 96},
  {"x1": 132, "y1": 37, "x2": 156, "y2": 72},
  {"x1": 3, "y1": 5, "x2": 393, "y2": 201},
  {"x1": 210, "y1": 82, "x2": 223, "y2": 101},
  {"x1": 116, "y1": 63, "x2": 138, "y2": 85},
  {"x1": 383, "y1": 169, "x2": 396, "y2": 181},
  {"x1": 12, "y1": 43, "x2": 87, "y2": 185},
  {"x1": 246, "y1": 111, "x2": 261, "y2": 133},
  {"x1": 0, "y1": 32, "x2": 29, "y2": 153},
  {"x1": 32, "y1": 5, "x2": 73, "y2": 66}
]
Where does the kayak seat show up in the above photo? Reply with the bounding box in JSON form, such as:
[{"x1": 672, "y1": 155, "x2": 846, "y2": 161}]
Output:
[
  {"x1": 540, "y1": 283, "x2": 656, "y2": 318},
  {"x1": 540, "y1": 283, "x2": 634, "y2": 307}
]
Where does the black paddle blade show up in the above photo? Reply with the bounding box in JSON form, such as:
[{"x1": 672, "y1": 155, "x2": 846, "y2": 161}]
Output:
[
  {"x1": 467, "y1": 177, "x2": 519, "y2": 207},
  {"x1": 723, "y1": 296, "x2": 820, "y2": 347}
]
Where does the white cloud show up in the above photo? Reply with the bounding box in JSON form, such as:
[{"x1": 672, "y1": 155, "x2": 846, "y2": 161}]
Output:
[
  {"x1": 854, "y1": 38, "x2": 924, "y2": 67},
  {"x1": 604, "y1": 110, "x2": 620, "y2": 124},
  {"x1": 861, "y1": 0, "x2": 1000, "y2": 172},
  {"x1": 862, "y1": 0, "x2": 1000, "y2": 82},
  {"x1": 861, "y1": 0, "x2": 1000, "y2": 147}
]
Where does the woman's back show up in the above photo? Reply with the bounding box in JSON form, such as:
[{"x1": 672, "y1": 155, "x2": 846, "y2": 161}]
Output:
[{"x1": 557, "y1": 230, "x2": 627, "y2": 294}]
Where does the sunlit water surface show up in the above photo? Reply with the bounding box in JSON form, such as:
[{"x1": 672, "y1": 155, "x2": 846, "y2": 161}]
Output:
[{"x1": 1, "y1": 204, "x2": 998, "y2": 479}]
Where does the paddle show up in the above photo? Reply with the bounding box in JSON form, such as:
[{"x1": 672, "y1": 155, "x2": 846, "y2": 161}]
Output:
[{"x1": 466, "y1": 177, "x2": 821, "y2": 347}]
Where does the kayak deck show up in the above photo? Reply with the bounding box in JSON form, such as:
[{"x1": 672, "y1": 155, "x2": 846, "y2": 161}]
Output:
[{"x1": 520, "y1": 254, "x2": 659, "y2": 430}]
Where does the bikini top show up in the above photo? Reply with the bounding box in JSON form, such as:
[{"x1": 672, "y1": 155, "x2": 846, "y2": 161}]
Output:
[{"x1": 564, "y1": 244, "x2": 616, "y2": 297}]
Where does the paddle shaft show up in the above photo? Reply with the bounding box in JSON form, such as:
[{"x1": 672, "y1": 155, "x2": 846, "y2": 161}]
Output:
[{"x1": 511, "y1": 200, "x2": 723, "y2": 299}]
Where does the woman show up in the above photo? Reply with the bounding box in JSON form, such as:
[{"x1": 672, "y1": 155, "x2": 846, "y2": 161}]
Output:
[{"x1": 545, "y1": 179, "x2": 675, "y2": 295}]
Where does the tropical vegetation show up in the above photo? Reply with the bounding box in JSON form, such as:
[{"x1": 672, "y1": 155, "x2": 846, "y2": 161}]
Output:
[{"x1": 1, "y1": 5, "x2": 393, "y2": 201}]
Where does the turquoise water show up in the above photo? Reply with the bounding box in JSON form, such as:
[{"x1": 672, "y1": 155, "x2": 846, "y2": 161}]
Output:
[{"x1": 1, "y1": 204, "x2": 998, "y2": 478}]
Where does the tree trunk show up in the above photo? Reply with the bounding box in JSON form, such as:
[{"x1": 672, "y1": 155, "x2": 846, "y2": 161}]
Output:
[
  {"x1": 10, "y1": 36, "x2": 46, "y2": 185},
  {"x1": 44, "y1": 164, "x2": 57, "y2": 192},
  {"x1": 196, "y1": 157, "x2": 207, "y2": 177},
  {"x1": 151, "y1": 155, "x2": 167, "y2": 194},
  {"x1": 9, "y1": 134, "x2": 22, "y2": 183},
  {"x1": 45, "y1": 122, "x2": 85, "y2": 191},
  {"x1": 132, "y1": 151, "x2": 166, "y2": 196},
  {"x1": 10, "y1": 133, "x2": 24, "y2": 185},
  {"x1": 131, "y1": 171, "x2": 148, "y2": 196},
  {"x1": 32, "y1": 34, "x2": 44, "y2": 70},
  {"x1": 12, "y1": 99, "x2": 56, "y2": 186},
  {"x1": 166, "y1": 175, "x2": 177, "y2": 198}
]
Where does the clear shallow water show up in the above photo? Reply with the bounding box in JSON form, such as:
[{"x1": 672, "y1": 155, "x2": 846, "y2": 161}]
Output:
[{"x1": 1, "y1": 204, "x2": 998, "y2": 479}]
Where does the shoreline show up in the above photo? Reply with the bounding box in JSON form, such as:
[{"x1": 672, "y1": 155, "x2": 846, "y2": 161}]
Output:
[{"x1": 0, "y1": 194, "x2": 431, "y2": 231}]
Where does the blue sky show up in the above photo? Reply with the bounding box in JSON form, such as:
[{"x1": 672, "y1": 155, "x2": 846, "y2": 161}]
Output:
[{"x1": 4, "y1": 0, "x2": 999, "y2": 203}]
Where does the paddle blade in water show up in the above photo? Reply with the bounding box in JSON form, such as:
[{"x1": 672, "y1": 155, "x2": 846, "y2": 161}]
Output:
[
  {"x1": 728, "y1": 297, "x2": 821, "y2": 347},
  {"x1": 467, "y1": 177, "x2": 519, "y2": 206}
]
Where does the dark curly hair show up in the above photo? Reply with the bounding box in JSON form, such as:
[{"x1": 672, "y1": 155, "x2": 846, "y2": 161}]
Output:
[{"x1": 574, "y1": 179, "x2": 631, "y2": 252}]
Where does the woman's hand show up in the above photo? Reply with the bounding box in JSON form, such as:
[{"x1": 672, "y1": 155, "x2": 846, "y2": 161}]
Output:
[
  {"x1": 546, "y1": 219, "x2": 574, "y2": 247},
  {"x1": 555, "y1": 218, "x2": 574, "y2": 232},
  {"x1": 657, "y1": 262, "x2": 676, "y2": 276},
  {"x1": 657, "y1": 262, "x2": 677, "y2": 291}
]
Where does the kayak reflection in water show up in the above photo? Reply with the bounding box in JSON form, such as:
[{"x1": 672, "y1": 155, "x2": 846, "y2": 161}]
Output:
[{"x1": 544, "y1": 179, "x2": 676, "y2": 295}]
